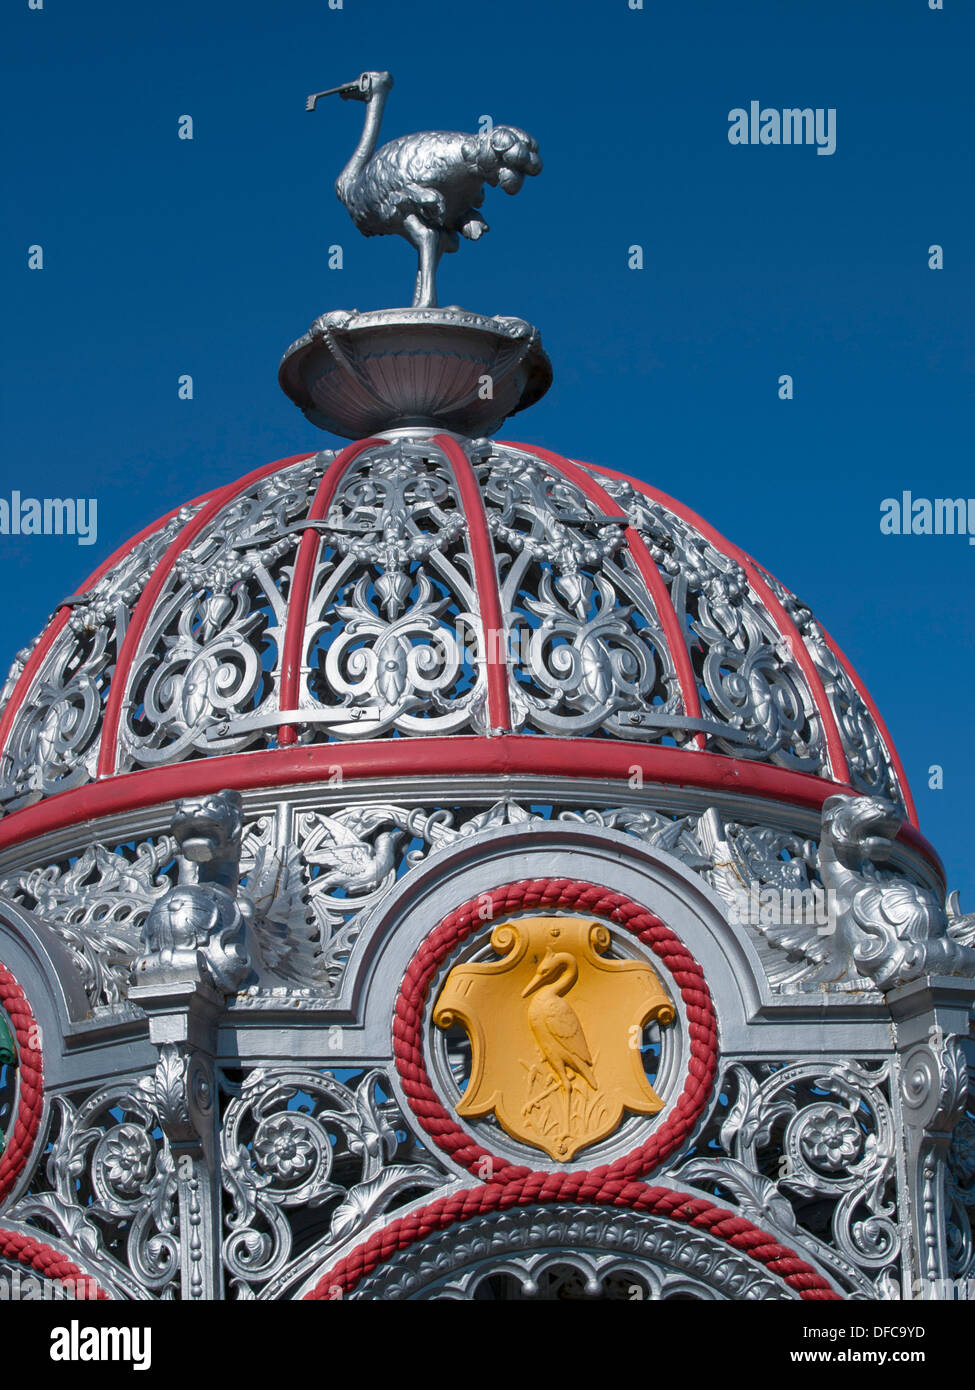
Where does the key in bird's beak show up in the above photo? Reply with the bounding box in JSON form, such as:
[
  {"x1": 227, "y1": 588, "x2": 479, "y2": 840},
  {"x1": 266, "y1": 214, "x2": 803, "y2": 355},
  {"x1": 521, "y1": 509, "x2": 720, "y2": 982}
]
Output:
[{"x1": 305, "y1": 80, "x2": 362, "y2": 111}]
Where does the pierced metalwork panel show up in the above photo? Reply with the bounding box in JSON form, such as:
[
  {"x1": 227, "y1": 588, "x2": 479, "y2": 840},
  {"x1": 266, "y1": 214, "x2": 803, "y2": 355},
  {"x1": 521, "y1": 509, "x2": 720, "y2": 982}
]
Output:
[
  {"x1": 585, "y1": 467, "x2": 825, "y2": 772},
  {"x1": 5, "y1": 1062, "x2": 447, "y2": 1301},
  {"x1": 116, "y1": 456, "x2": 328, "y2": 770},
  {"x1": 478, "y1": 447, "x2": 683, "y2": 740},
  {"x1": 755, "y1": 564, "x2": 904, "y2": 808},
  {"x1": 0, "y1": 508, "x2": 199, "y2": 809},
  {"x1": 348, "y1": 1203, "x2": 798, "y2": 1300},
  {"x1": 294, "y1": 441, "x2": 489, "y2": 739},
  {"x1": 672, "y1": 1058, "x2": 900, "y2": 1299},
  {"x1": 0, "y1": 436, "x2": 914, "y2": 806}
]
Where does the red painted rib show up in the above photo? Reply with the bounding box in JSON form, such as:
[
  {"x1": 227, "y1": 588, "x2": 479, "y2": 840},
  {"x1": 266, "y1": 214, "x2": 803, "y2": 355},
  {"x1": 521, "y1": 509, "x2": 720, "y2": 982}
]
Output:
[
  {"x1": 276, "y1": 438, "x2": 384, "y2": 746},
  {"x1": 433, "y1": 435, "x2": 511, "y2": 733},
  {"x1": 505, "y1": 441, "x2": 705, "y2": 749},
  {"x1": 551, "y1": 452, "x2": 853, "y2": 785},
  {"x1": 0, "y1": 737, "x2": 944, "y2": 881},
  {"x1": 817, "y1": 626, "x2": 919, "y2": 827},
  {"x1": 0, "y1": 482, "x2": 226, "y2": 756},
  {"x1": 739, "y1": 545, "x2": 919, "y2": 828},
  {"x1": 96, "y1": 453, "x2": 317, "y2": 778}
]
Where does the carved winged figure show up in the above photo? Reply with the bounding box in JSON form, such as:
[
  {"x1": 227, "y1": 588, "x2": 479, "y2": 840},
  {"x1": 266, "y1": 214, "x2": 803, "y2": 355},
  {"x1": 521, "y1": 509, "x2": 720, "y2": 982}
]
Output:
[
  {"x1": 302, "y1": 809, "x2": 403, "y2": 897},
  {"x1": 307, "y1": 71, "x2": 542, "y2": 308}
]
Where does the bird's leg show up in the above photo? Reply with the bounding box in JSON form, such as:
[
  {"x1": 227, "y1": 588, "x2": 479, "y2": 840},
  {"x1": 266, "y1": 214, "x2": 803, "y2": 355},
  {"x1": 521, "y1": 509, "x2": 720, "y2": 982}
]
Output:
[{"x1": 403, "y1": 214, "x2": 440, "y2": 308}]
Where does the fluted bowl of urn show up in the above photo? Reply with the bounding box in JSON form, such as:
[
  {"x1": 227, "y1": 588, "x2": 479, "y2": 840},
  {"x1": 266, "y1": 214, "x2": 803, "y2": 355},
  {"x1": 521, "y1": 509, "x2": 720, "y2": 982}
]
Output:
[{"x1": 278, "y1": 306, "x2": 552, "y2": 438}]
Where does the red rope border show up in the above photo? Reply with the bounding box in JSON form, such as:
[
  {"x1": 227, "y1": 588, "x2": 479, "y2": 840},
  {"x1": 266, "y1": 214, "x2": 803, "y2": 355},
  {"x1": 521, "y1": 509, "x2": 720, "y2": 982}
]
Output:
[
  {"x1": 0, "y1": 1227, "x2": 109, "y2": 1300},
  {"x1": 304, "y1": 879, "x2": 840, "y2": 1300},
  {"x1": 0, "y1": 964, "x2": 108, "y2": 1297},
  {"x1": 393, "y1": 877, "x2": 718, "y2": 1184},
  {"x1": 306, "y1": 1183, "x2": 841, "y2": 1300},
  {"x1": 0, "y1": 963, "x2": 43, "y2": 1206}
]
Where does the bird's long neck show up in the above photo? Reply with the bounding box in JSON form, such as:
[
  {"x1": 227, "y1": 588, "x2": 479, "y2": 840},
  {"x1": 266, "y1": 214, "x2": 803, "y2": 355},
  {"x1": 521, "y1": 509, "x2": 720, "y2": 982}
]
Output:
[
  {"x1": 548, "y1": 953, "x2": 577, "y2": 996},
  {"x1": 337, "y1": 91, "x2": 388, "y2": 196}
]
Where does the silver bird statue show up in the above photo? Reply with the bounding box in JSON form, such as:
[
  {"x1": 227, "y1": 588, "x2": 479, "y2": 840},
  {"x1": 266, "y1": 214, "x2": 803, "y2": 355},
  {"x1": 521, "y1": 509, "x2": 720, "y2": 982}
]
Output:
[{"x1": 306, "y1": 70, "x2": 542, "y2": 308}]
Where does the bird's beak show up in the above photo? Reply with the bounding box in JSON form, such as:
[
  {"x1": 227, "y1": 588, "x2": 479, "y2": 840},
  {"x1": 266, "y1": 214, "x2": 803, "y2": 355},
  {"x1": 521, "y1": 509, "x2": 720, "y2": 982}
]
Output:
[
  {"x1": 305, "y1": 81, "x2": 361, "y2": 111},
  {"x1": 521, "y1": 952, "x2": 553, "y2": 997}
]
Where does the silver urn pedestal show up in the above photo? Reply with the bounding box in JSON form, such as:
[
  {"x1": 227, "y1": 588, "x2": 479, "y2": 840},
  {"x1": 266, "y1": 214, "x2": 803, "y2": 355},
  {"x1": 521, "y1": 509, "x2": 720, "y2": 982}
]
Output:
[{"x1": 278, "y1": 306, "x2": 552, "y2": 438}]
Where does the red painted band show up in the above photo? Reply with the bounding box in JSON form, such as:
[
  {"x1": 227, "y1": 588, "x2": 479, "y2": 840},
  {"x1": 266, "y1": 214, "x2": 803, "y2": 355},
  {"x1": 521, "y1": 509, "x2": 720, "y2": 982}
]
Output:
[
  {"x1": 433, "y1": 435, "x2": 512, "y2": 733},
  {"x1": 0, "y1": 1229, "x2": 109, "y2": 1301},
  {"x1": 277, "y1": 439, "x2": 384, "y2": 746},
  {"x1": 96, "y1": 453, "x2": 318, "y2": 777},
  {"x1": 513, "y1": 443, "x2": 706, "y2": 748},
  {"x1": 0, "y1": 736, "x2": 943, "y2": 879},
  {"x1": 305, "y1": 1181, "x2": 841, "y2": 1301}
]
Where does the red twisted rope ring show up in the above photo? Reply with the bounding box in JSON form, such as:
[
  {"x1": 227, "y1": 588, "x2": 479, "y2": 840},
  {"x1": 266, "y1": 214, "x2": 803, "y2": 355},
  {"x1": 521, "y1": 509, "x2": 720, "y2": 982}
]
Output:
[
  {"x1": 306, "y1": 1183, "x2": 840, "y2": 1300},
  {"x1": 304, "y1": 879, "x2": 840, "y2": 1300},
  {"x1": 0, "y1": 966, "x2": 105, "y2": 1297},
  {"x1": 393, "y1": 878, "x2": 718, "y2": 1185},
  {"x1": 0, "y1": 1227, "x2": 109, "y2": 1300},
  {"x1": 0, "y1": 963, "x2": 44, "y2": 1208}
]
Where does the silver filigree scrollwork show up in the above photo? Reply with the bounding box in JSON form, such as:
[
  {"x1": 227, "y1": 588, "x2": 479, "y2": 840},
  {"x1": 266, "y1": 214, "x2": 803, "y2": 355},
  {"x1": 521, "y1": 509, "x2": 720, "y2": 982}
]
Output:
[
  {"x1": 0, "y1": 508, "x2": 198, "y2": 808},
  {"x1": 221, "y1": 1067, "x2": 444, "y2": 1298},
  {"x1": 678, "y1": 1058, "x2": 899, "y2": 1297},
  {"x1": 595, "y1": 472, "x2": 824, "y2": 771},
  {"x1": 8, "y1": 1085, "x2": 183, "y2": 1298},
  {"x1": 117, "y1": 456, "x2": 328, "y2": 769},
  {"x1": 296, "y1": 443, "x2": 487, "y2": 738},
  {"x1": 756, "y1": 565, "x2": 903, "y2": 807},
  {"x1": 479, "y1": 448, "x2": 681, "y2": 738}
]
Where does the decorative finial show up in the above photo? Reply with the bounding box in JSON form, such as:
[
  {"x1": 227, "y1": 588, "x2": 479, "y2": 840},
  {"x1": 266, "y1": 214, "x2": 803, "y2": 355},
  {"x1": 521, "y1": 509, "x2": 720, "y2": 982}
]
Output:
[
  {"x1": 280, "y1": 71, "x2": 551, "y2": 439},
  {"x1": 306, "y1": 70, "x2": 542, "y2": 308}
]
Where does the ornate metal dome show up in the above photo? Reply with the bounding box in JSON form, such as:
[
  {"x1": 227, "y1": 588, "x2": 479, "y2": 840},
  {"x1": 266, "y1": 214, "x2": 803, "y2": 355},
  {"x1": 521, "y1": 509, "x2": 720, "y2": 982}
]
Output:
[
  {"x1": 0, "y1": 432, "x2": 915, "y2": 838},
  {"x1": 1, "y1": 71, "x2": 972, "y2": 1310}
]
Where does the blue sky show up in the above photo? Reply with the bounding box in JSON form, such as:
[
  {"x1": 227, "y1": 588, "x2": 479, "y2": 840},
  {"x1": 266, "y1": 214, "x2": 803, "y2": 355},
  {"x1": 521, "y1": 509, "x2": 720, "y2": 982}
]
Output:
[{"x1": 2, "y1": 0, "x2": 972, "y2": 900}]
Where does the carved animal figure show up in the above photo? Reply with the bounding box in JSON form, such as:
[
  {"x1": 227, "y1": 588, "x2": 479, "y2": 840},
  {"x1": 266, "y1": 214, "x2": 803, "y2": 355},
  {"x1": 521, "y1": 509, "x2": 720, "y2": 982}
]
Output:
[
  {"x1": 170, "y1": 790, "x2": 244, "y2": 892},
  {"x1": 522, "y1": 950, "x2": 597, "y2": 1097},
  {"x1": 132, "y1": 789, "x2": 252, "y2": 996},
  {"x1": 818, "y1": 795, "x2": 975, "y2": 990},
  {"x1": 307, "y1": 71, "x2": 542, "y2": 308},
  {"x1": 302, "y1": 809, "x2": 403, "y2": 897}
]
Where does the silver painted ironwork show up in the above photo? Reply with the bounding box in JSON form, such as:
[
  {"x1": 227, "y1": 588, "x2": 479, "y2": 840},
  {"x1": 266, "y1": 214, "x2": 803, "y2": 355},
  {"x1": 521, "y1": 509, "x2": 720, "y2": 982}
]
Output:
[
  {"x1": 0, "y1": 439, "x2": 916, "y2": 809},
  {"x1": 0, "y1": 62, "x2": 968, "y2": 1300},
  {"x1": 132, "y1": 791, "x2": 252, "y2": 997},
  {"x1": 278, "y1": 308, "x2": 552, "y2": 438},
  {"x1": 0, "y1": 403, "x2": 969, "y2": 1301},
  {"x1": 0, "y1": 507, "x2": 198, "y2": 809},
  {"x1": 1, "y1": 778, "x2": 971, "y2": 1297},
  {"x1": 676, "y1": 1059, "x2": 900, "y2": 1299},
  {"x1": 594, "y1": 471, "x2": 826, "y2": 772},
  {"x1": 221, "y1": 1066, "x2": 445, "y2": 1299},
  {"x1": 3, "y1": 788, "x2": 969, "y2": 1012},
  {"x1": 117, "y1": 456, "x2": 328, "y2": 771},
  {"x1": 347, "y1": 1204, "x2": 798, "y2": 1300},
  {"x1": 307, "y1": 71, "x2": 541, "y2": 310}
]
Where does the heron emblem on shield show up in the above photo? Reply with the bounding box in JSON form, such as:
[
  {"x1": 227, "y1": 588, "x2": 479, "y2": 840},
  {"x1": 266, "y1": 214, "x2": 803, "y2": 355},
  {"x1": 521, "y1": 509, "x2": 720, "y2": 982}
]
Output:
[{"x1": 432, "y1": 916, "x2": 676, "y2": 1161}]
